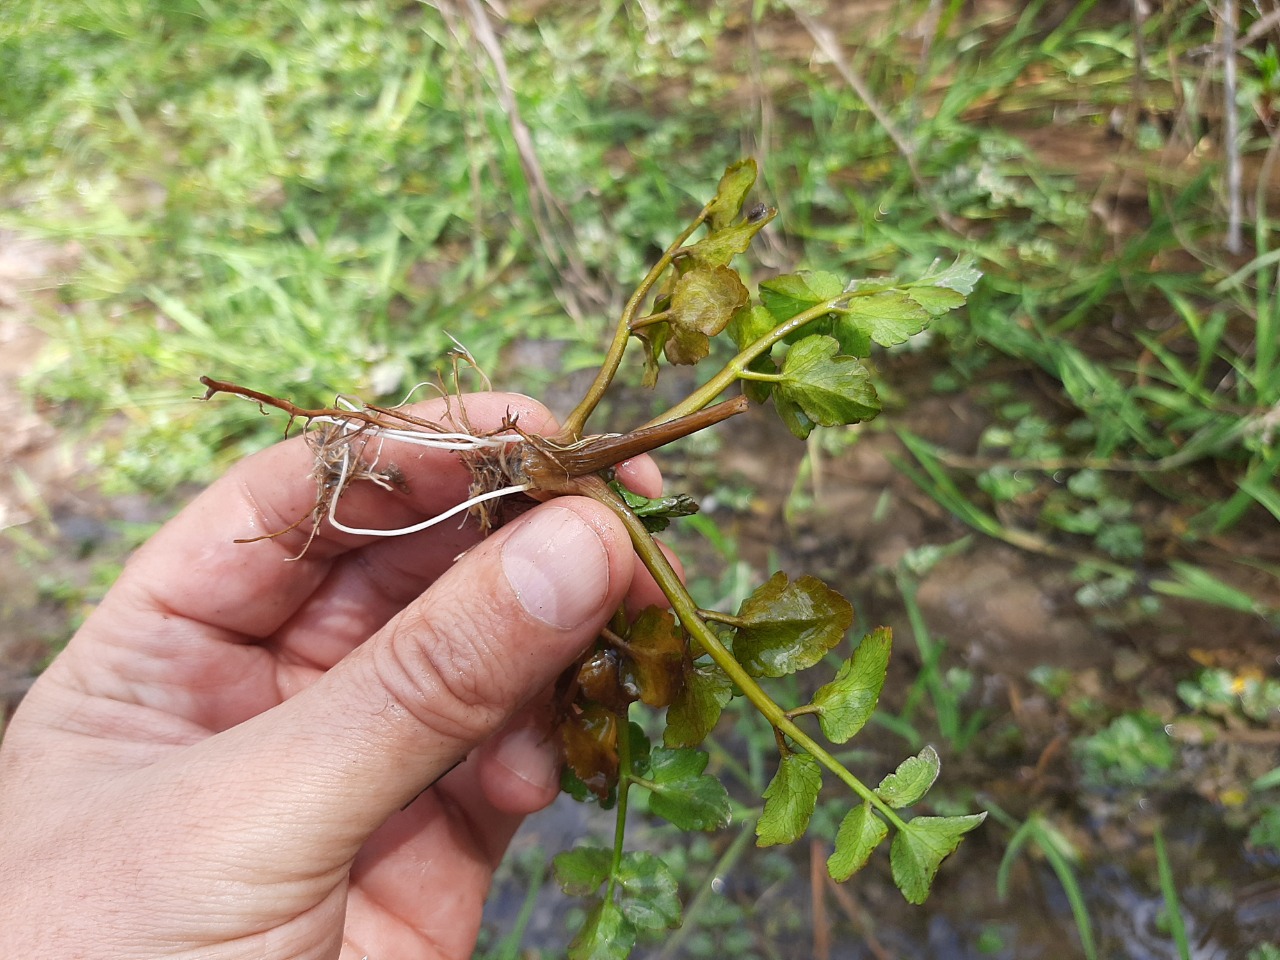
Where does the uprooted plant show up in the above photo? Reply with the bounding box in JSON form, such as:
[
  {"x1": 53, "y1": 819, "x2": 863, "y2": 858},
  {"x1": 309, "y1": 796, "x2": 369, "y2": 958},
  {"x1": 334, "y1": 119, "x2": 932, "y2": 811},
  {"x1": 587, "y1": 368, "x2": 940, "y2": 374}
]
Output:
[{"x1": 201, "y1": 159, "x2": 986, "y2": 959}]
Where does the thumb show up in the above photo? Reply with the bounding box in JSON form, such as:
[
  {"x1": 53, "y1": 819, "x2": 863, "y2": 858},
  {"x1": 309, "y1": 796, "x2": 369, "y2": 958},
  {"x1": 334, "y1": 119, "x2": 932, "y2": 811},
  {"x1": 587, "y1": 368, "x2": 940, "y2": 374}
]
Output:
[{"x1": 186, "y1": 497, "x2": 634, "y2": 864}]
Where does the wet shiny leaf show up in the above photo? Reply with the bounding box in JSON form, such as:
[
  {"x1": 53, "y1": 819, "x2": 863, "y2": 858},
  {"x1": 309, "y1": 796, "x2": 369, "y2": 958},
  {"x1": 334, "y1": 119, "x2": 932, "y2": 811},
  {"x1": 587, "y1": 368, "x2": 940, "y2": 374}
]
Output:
[
  {"x1": 890, "y1": 813, "x2": 987, "y2": 904},
  {"x1": 616, "y1": 851, "x2": 682, "y2": 931},
  {"x1": 561, "y1": 704, "x2": 620, "y2": 800},
  {"x1": 812, "y1": 626, "x2": 892, "y2": 743},
  {"x1": 777, "y1": 335, "x2": 881, "y2": 427},
  {"x1": 733, "y1": 571, "x2": 854, "y2": 678},
  {"x1": 759, "y1": 271, "x2": 844, "y2": 323},
  {"x1": 643, "y1": 747, "x2": 732, "y2": 831},
  {"x1": 757, "y1": 752, "x2": 822, "y2": 846},
  {"x1": 622, "y1": 607, "x2": 688, "y2": 708},
  {"x1": 568, "y1": 898, "x2": 634, "y2": 960},
  {"x1": 828, "y1": 803, "x2": 888, "y2": 882},
  {"x1": 612, "y1": 483, "x2": 699, "y2": 534},
  {"x1": 577, "y1": 647, "x2": 634, "y2": 714},
  {"x1": 877, "y1": 745, "x2": 941, "y2": 809},
  {"x1": 665, "y1": 661, "x2": 733, "y2": 747}
]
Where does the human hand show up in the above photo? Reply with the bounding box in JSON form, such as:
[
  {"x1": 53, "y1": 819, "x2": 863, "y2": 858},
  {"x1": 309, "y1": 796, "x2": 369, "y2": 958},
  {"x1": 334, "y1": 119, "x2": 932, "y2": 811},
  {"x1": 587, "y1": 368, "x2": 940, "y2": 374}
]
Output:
[{"x1": 0, "y1": 392, "x2": 667, "y2": 960}]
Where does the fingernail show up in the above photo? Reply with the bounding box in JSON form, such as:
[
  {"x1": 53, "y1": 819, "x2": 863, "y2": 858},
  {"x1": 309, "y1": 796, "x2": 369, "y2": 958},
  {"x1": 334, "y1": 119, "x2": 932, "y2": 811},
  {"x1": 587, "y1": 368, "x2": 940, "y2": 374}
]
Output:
[
  {"x1": 502, "y1": 506, "x2": 610, "y2": 630},
  {"x1": 493, "y1": 725, "x2": 561, "y2": 791}
]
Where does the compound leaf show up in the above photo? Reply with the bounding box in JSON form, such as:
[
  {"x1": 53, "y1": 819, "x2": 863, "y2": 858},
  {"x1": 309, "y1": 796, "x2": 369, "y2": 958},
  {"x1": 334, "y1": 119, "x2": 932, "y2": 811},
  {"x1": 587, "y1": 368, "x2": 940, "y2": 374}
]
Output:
[
  {"x1": 706, "y1": 158, "x2": 757, "y2": 230},
  {"x1": 828, "y1": 803, "x2": 889, "y2": 882},
  {"x1": 665, "y1": 662, "x2": 733, "y2": 747},
  {"x1": 757, "y1": 752, "x2": 822, "y2": 846},
  {"x1": 568, "y1": 898, "x2": 635, "y2": 960},
  {"x1": 554, "y1": 846, "x2": 613, "y2": 896},
  {"x1": 777, "y1": 336, "x2": 880, "y2": 428},
  {"x1": 812, "y1": 626, "x2": 892, "y2": 743},
  {"x1": 643, "y1": 747, "x2": 732, "y2": 831},
  {"x1": 876, "y1": 745, "x2": 941, "y2": 809},
  {"x1": 733, "y1": 571, "x2": 853, "y2": 678},
  {"x1": 617, "y1": 851, "x2": 682, "y2": 931},
  {"x1": 890, "y1": 813, "x2": 987, "y2": 904}
]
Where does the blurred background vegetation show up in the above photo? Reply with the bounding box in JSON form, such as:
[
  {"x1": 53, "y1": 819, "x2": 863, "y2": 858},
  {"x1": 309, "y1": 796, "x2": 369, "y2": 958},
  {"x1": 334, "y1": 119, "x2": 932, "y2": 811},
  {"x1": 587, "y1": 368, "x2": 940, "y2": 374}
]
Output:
[{"x1": 2, "y1": 0, "x2": 1279, "y2": 956}]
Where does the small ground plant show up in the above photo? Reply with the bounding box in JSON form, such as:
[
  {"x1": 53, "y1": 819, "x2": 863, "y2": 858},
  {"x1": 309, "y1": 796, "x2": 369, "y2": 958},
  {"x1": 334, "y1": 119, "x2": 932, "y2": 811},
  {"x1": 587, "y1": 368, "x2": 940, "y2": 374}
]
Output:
[{"x1": 207, "y1": 160, "x2": 985, "y2": 959}]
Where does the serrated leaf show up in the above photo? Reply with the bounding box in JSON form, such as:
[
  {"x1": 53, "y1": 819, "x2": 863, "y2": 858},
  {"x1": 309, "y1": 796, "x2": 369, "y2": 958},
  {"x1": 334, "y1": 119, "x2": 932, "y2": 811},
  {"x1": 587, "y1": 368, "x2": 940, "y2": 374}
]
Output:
[
  {"x1": 685, "y1": 209, "x2": 776, "y2": 266},
  {"x1": 733, "y1": 571, "x2": 853, "y2": 678},
  {"x1": 876, "y1": 745, "x2": 941, "y2": 809},
  {"x1": 759, "y1": 271, "x2": 844, "y2": 323},
  {"x1": 670, "y1": 263, "x2": 750, "y2": 336},
  {"x1": 777, "y1": 336, "x2": 881, "y2": 428},
  {"x1": 727, "y1": 303, "x2": 776, "y2": 351},
  {"x1": 617, "y1": 851, "x2": 682, "y2": 931},
  {"x1": 611, "y1": 481, "x2": 699, "y2": 533},
  {"x1": 621, "y1": 607, "x2": 688, "y2": 708},
  {"x1": 906, "y1": 285, "x2": 966, "y2": 316},
  {"x1": 568, "y1": 898, "x2": 635, "y2": 960},
  {"x1": 842, "y1": 291, "x2": 931, "y2": 347},
  {"x1": 706, "y1": 158, "x2": 757, "y2": 230},
  {"x1": 554, "y1": 846, "x2": 613, "y2": 896},
  {"x1": 918, "y1": 258, "x2": 982, "y2": 296},
  {"x1": 812, "y1": 626, "x2": 892, "y2": 743},
  {"x1": 757, "y1": 752, "x2": 823, "y2": 846},
  {"x1": 890, "y1": 813, "x2": 987, "y2": 904},
  {"x1": 828, "y1": 803, "x2": 889, "y2": 881},
  {"x1": 643, "y1": 747, "x2": 732, "y2": 831},
  {"x1": 665, "y1": 662, "x2": 733, "y2": 747}
]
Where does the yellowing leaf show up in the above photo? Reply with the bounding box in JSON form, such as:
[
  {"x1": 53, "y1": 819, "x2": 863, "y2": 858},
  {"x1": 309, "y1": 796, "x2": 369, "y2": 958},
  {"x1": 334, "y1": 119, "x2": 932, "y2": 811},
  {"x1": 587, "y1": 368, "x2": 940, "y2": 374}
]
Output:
[
  {"x1": 685, "y1": 210, "x2": 775, "y2": 266},
  {"x1": 890, "y1": 813, "x2": 987, "y2": 904},
  {"x1": 670, "y1": 264, "x2": 749, "y2": 336},
  {"x1": 757, "y1": 752, "x2": 822, "y2": 846},
  {"x1": 828, "y1": 803, "x2": 888, "y2": 882},
  {"x1": 706, "y1": 158, "x2": 758, "y2": 230},
  {"x1": 777, "y1": 336, "x2": 881, "y2": 428},
  {"x1": 876, "y1": 745, "x2": 941, "y2": 809},
  {"x1": 733, "y1": 571, "x2": 853, "y2": 678},
  {"x1": 813, "y1": 626, "x2": 892, "y2": 743}
]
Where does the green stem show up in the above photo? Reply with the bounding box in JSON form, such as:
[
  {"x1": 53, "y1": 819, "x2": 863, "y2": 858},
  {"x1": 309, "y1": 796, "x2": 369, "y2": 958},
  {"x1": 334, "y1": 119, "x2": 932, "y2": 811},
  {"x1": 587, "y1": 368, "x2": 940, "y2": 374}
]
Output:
[
  {"x1": 605, "y1": 705, "x2": 634, "y2": 902},
  {"x1": 641, "y1": 295, "x2": 848, "y2": 427},
  {"x1": 562, "y1": 207, "x2": 710, "y2": 438},
  {"x1": 698, "y1": 609, "x2": 746, "y2": 628},
  {"x1": 582, "y1": 475, "x2": 908, "y2": 831},
  {"x1": 629, "y1": 310, "x2": 671, "y2": 331}
]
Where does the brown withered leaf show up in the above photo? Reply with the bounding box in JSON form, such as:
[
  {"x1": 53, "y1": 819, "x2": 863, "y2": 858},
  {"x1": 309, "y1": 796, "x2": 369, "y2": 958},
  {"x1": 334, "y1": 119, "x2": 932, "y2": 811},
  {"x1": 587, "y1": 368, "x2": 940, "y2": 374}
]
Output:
[
  {"x1": 621, "y1": 607, "x2": 689, "y2": 708},
  {"x1": 560, "y1": 704, "x2": 620, "y2": 800},
  {"x1": 577, "y1": 647, "x2": 637, "y2": 714}
]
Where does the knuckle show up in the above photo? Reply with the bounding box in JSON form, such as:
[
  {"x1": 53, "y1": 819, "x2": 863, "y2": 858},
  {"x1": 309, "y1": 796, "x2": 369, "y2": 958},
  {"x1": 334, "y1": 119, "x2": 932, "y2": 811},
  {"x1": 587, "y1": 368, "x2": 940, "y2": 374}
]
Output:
[{"x1": 370, "y1": 605, "x2": 518, "y2": 743}]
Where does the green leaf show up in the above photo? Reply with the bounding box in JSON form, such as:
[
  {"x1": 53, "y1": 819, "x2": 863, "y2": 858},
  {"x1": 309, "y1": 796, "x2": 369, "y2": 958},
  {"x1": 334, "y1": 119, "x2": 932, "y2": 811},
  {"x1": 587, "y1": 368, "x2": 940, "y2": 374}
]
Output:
[
  {"x1": 727, "y1": 303, "x2": 776, "y2": 351},
  {"x1": 733, "y1": 571, "x2": 854, "y2": 678},
  {"x1": 670, "y1": 263, "x2": 750, "y2": 336},
  {"x1": 685, "y1": 210, "x2": 775, "y2": 266},
  {"x1": 777, "y1": 336, "x2": 881, "y2": 428},
  {"x1": 635, "y1": 320, "x2": 670, "y2": 388},
  {"x1": 665, "y1": 662, "x2": 733, "y2": 747},
  {"x1": 611, "y1": 481, "x2": 700, "y2": 533},
  {"x1": 757, "y1": 752, "x2": 823, "y2": 846},
  {"x1": 706, "y1": 158, "x2": 758, "y2": 231},
  {"x1": 841, "y1": 291, "x2": 931, "y2": 347},
  {"x1": 876, "y1": 745, "x2": 941, "y2": 809},
  {"x1": 617, "y1": 851, "x2": 682, "y2": 931},
  {"x1": 828, "y1": 803, "x2": 889, "y2": 881},
  {"x1": 568, "y1": 898, "x2": 635, "y2": 960},
  {"x1": 812, "y1": 626, "x2": 892, "y2": 743},
  {"x1": 643, "y1": 747, "x2": 732, "y2": 831},
  {"x1": 774, "y1": 390, "x2": 817, "y2": 439},
  {"x1": 554, "y1": 846, "x2": 613, "y2": 896},
  {"x1": 890, "y1": 813, "x2": 987, "y2": 904},
  {"x1": 905, "y1": 285, "x2": 966, "y2": 316},
  {"x1": 915, "y1": 258, "x2": 982, "y2": 296},
  {"x1": 759, "y1": 271, "x2": 844, "y2": 323}
]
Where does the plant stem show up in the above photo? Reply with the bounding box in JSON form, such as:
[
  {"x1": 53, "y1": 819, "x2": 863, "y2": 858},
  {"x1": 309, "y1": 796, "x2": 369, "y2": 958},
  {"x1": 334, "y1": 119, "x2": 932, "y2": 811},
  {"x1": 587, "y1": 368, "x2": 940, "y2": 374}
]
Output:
[
  {"x1": 643, "y1": 296, "x2": 847, "y2": 427},
  {"x1": 561, "y1": 206, "x2": 710, "y2": 439},
  {"x1": 606, "y1": 705, "x2": 634, "y2": 902},
  {"x1": 582, "y1": 475, "x2": 908, "y2": 831}
]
